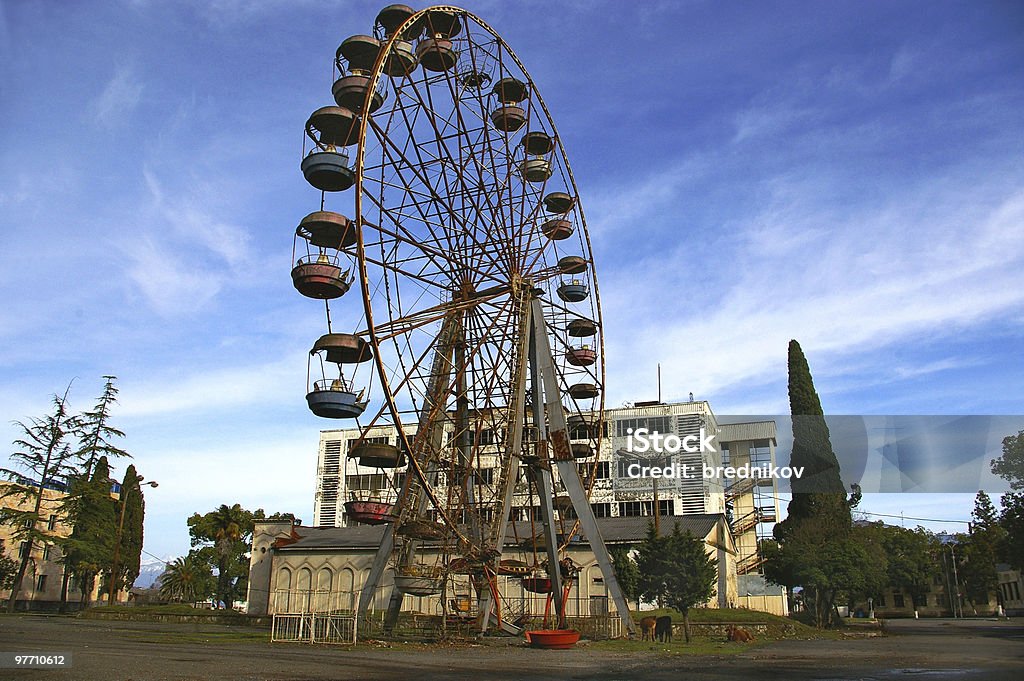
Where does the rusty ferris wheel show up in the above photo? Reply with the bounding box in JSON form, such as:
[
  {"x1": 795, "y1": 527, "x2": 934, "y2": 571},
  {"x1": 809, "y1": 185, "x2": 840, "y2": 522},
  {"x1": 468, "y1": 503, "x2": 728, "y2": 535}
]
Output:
[{"x1": 290, "y1": 4, "x2": 635, "y2": 637}]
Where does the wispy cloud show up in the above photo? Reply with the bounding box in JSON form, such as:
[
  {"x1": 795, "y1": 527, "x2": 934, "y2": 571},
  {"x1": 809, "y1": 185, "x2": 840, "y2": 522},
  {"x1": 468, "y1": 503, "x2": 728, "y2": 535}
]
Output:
[
  {"x1": 116, "y1": 168, "x2": 257, "y2": 317},
  {"x1": 117, "y1": 353, "x2": 303, "y2": 418},
  {"x1": 91, "y1": 65, "x2": 143, "y2": 128},
  {"x1": 733, "y1": 104, "x2": 814, "y2": 144},
  {"x1": 601, "y1": 174, "x2": 1024, "y2": 408}
]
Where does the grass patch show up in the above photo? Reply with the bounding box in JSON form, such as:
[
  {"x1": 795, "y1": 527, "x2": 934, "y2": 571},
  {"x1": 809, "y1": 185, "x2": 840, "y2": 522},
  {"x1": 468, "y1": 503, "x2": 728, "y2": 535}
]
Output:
[
  {"x1": 630, "y1": 607, "x2": 839, "y2": 641},
  {"x1": 84, "y1": 605, "x2": 242, "y2": 616},
  {"x1": 588, "y1": 638, "x2": 767, "y2": 655},
  {"x1": 633, "y1": 607, "x2": 792, "y2": 625}
]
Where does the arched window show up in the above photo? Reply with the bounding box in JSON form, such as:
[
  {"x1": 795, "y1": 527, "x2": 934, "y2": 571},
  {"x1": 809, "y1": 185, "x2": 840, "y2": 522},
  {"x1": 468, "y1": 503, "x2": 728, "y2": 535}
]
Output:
[
  {"x1": 276, "y1": 567, "x2": 292, "y2": 613},
  {"x1": 297, "y1": 567, "x2": 313, "y2": 613},
  {"x1": 341, "y1": 567, "x2": 355, "y2": 611},
  {"x1": 316, "y1": 568, "x2": 333, "y2": 611}
]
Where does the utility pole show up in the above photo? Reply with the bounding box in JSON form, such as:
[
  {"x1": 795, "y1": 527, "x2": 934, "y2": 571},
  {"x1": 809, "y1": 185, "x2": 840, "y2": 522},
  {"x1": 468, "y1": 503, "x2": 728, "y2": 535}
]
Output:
[{"x1": 950, "y1": 543, "x2": 963, "y2": 618}]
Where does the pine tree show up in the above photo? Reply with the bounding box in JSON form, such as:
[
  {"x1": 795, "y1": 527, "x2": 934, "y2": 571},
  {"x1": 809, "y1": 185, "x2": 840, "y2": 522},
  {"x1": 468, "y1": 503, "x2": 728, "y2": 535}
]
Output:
[
  {"x1": 961, "y1": 491, "x2": 1005, "y2": 609},
  {"x1": 1, "y1": 387, "x2": 78, "y2": 612},
  {"x1": 662, "y1": 525, "x2": 717, "y2": 643},
  {"x1": 73, "y1": 376, "x2": 131, "y2": 478}
]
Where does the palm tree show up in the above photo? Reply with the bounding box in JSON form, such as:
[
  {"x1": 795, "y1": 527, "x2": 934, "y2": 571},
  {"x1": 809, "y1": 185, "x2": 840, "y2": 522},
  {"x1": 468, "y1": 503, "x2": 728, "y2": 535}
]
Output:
[
  {"x1": 187, "y1": 504, "x2": 253, "y2": 608},
  {"x1": 157, "y1": 556, "x2": 214, "y2": 604}
]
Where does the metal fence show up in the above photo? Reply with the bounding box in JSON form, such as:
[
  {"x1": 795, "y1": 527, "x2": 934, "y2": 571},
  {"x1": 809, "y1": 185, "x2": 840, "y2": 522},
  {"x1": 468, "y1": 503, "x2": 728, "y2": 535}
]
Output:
[
  {"x1": 270, "y1": 590, "x2": 357, "y2": 645},
  {"x1": 269, "y1": 588, "x2": 622, "y2": 642}
]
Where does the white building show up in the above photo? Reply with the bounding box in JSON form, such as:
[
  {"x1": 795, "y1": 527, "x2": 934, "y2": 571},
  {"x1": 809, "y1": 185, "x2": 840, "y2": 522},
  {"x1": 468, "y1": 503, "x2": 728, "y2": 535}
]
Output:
[{"x1": 314, "y1": 400, "x2": 726, "y2": 528}]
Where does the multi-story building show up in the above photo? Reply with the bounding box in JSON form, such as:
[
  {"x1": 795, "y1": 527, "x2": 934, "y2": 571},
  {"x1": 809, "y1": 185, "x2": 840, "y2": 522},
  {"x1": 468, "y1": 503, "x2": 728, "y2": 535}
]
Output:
[
  {"x1": 309, "y1": 399, "x2": 786, "y2": 615},
  {"x1": 314, "y1": 400, "x2": 726, "y2": 528},
  {"x1": 717, "y1": 421, "x2": 787, "y2": 615},
  {"x1": 1, "y1": 479, "x2": 129, "y2": 610}
]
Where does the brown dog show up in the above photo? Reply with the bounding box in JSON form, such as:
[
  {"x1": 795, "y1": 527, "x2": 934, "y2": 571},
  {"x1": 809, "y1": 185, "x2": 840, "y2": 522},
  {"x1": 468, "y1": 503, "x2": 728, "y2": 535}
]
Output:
[
  {"x1": 726, "y1": 624, "x2": 754, "y2": 642},
  {"x1": 639, "y1": 616, "x2": 656, "y2": 641}
]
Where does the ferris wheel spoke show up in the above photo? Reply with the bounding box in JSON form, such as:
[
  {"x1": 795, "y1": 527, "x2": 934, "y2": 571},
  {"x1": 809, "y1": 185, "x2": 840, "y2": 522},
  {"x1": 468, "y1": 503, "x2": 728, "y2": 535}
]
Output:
[{"x1": 365, "y1": 116, "x2": 512, "y2": 285}]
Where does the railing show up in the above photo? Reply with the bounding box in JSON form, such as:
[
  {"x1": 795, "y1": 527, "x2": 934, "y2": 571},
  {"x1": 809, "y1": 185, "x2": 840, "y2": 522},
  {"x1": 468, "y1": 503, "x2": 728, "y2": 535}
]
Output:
[
  {"x1": 271, "y1": 589, "x2": 357, "y2": 645},
  {"x1": 295, "y1": 252, "x2": 343, "y2": 267},
  {"x1": 725, "y1": 477, "x2": 756, "y2": 501},
  {"x1": 732, "y1": 510, "x2": 760, "y2": 535},
  {"x1": 737, "y1": 552, "x2": 765, "y2": 575}
]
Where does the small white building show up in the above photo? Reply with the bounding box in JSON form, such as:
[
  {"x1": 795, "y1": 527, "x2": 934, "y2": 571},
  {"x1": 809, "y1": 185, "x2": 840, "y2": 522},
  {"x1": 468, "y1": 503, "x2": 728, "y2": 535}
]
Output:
[{"x1": 247, "y1": 514, "x2": 738, "y2": 620}]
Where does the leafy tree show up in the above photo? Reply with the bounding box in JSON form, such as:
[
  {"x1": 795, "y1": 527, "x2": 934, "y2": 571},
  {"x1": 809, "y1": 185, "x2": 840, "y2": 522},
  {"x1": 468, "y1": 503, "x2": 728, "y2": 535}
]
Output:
[
  {"x1": 767, "y1": 341, "x2": 855, "y2": 627},
  {"x1": 992, "y1": 433, "x2": 1024, "y2": 573},
  {"x1": 876, "y1": 524, "x2": 937, "y2": 611},
  {"x1": 158, "y1": 555, "x2": 215, "y2": 603},
  {"x1": 991, "y1": 430, "x2": 1024, "y2": 490},
  {"x1": 1, "y1": 387, "x2": 78, "y2": 612},
  {"x1": 960, "y1": 491, "x2": 1004, "y2": 609},
  {"x1": 188, "y1": 504, "x2": 262, "y2": 609},
  {"x1": 662, "y1": 525, "x2": 717, "y2": 643},
  {"x1": 843, "y1": 523, "x2": 888, "y2": 608},
  {"x1": 609, "y1": 545, "x2": 640, "y2": 607},
  {"x1": 998, "y1": 492, "x2": 1024, "y2": 570}
]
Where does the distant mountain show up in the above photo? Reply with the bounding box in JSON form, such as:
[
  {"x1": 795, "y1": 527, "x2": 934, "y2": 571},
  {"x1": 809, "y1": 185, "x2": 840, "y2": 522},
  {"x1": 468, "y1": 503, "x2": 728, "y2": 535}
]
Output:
[{"x1": 133, "y1": 555, "x2": 177, "y2": 589}]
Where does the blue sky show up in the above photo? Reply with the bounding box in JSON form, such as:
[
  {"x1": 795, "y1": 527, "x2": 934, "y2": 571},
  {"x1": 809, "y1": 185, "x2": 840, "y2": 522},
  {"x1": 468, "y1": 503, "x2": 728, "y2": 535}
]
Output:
[{"x1": 1, "y1": 1, "x2": 1022, "y2": 563}]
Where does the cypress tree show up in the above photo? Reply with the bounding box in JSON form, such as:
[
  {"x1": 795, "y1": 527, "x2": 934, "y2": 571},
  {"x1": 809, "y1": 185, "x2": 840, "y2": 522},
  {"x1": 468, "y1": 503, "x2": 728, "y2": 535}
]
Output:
[
  {"x1": 115, "y1": 465, "x2": 145, "y2": 597},
  {"x1": 787, "y1": 340, "x2": 846, "y2": 496},
  {"x1": 769, "y1": 341, "x2": 858, "y2": 627}
]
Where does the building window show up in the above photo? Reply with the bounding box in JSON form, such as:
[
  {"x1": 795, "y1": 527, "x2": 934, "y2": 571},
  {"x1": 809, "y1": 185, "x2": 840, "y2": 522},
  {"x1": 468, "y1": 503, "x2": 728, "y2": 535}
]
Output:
[
  {"x1": 876, "y1": 594, "x2": 886, "y2": 607},
  {"x1": 345, "y1": 473, "x2": 388, "y2": 491},
  {"x1": 43, "y1": 546, "x2": 51, "y2": 561},
  {"x1": 36, "y1": 574, "x2": 47, "y2": 592},
  {"x1": 578, "y1": 461, "x2": 611, "y2": 480},
  {"x1": 590, "y1": 503, "x2": 611, "y2": 518},
  {"x1": 614, "y1": 416, "x2": 672, "y2": 438},
  {"x1": 474, "y1": 467, "x2": 495, "y2": 486},
  {"x1": 619, "y1": 502, "x2": 642, "y2": 517},
  {"x1": 48, "y1": 514, "x2": 57, "y2": 531},
  {"x1": 19, "y1": 541, "x2": 30, "y2": 559},
  {"x1": 893, "y1": 593, "x2": 905, "y2": 608}
]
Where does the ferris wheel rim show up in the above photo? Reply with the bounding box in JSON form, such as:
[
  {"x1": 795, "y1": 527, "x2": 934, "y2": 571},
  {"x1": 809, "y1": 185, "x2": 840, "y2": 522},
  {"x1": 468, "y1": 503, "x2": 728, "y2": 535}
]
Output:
[{"x1": 349, "y1": 5, "x2": 607, "y2": 554}]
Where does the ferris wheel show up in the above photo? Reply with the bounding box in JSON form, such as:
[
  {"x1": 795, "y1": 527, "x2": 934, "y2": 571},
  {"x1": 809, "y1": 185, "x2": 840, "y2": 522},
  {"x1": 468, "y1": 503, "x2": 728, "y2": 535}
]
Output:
[{"x1": 291, "y1": 4, "x2": 634, "y2": 636}]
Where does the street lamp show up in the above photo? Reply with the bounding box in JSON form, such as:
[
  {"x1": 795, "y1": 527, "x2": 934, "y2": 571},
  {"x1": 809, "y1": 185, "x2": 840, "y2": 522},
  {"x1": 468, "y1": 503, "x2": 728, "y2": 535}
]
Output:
[{"x1": 108, "y1": 476, "x2": 158, "y2": 605}]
